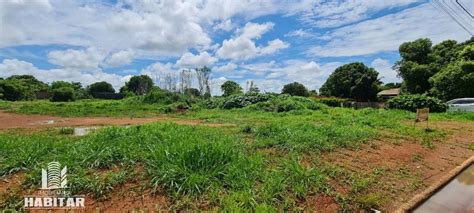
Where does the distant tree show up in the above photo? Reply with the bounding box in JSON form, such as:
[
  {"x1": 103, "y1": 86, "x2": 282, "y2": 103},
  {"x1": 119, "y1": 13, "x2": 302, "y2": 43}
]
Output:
[
  {"x1": 309, "y1": 90, "x2": 318, "y2": 96},
  {"x1": 282, "y1": 82, "x2": 309, "y2": 97},
  {"x1": 180, "y1": 70, "x2": 193, "y2": 93},
  {"x1": 320, "y1": 62, "x2": 380, "y2": 101},
  {"x1": 125, "y1": 75, "x2": 154, "y2": 95},
  {"x1": 382, "y1": 83, "x2": 402, "y2": 89},
  {"x1": 5, "y1": 75, "x2": 48, "y2": 100},
  {"x1": 184, "y1": 88, "x2": 200, "y2": 97},
  {"x1": 430, "y1": 61, "x2": 474, "y2": 101},
  {"x1": 51, "y1": 81, "x2": 74, "y2": 90},
  {"x1": 221, "y1": 80, "x2": 243, "y2": 96},
  {"x1": 431, "y1": 40, "x2": 461, "y2": 66},
  {"x1": 86, "y1": 81, "x2": 115, "y2": 95},
  {"x1": 0, "y1": 79, "x2": 27, "y2": 101},
  {"x1": 246, "y1": 81, "x2": 260, "y2": 95},
  {"x1": 196, "y1": 66, "x2": 211, "y2": 97},
  {"x1": 51, "y1": 87, "x2": 75, "y2": 102},
  {"x1": 398, "y1": 38, "x2": 432, "y2": 64}
]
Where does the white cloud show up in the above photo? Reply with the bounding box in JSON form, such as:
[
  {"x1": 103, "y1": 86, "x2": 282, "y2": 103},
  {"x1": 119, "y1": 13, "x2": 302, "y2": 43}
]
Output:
[
  {"x1": 104, "y1": 50, "x2": 134, "y2": 67},
  {"x1": 215, "y1": 63, "x2": 238, "y2": 73},
  {"x1": 370, "y1": 58, "x2": 401, "y2": 83},
  {"x1": 0, "y1": 59, "x2": 129, "y2": 90},
  {"x1": 260, "y1": 39, "x2": 290, "y2": 55},
  {"x1": 213, "y1": 19, "x2": 234, "y2": 32},
  {"x1": 240, "y1": 60, "x2": 343, "y2": 92},
  {"x1": 308, "y1": 3, "x2": 471, "y2": 57},
  {"x1": 285, "y1": 29, "x2": 313, "y2": 38},
  {"x1": 175, "y1": 52, "x2": 217, "y2": 69},
  {"x1": 298, "y1": 0, "x2": 421, "y2": 28},
  {"x1": 216, "y1": 22, "x2": 289, "y2": 60},
  {"x1": 47, "y1": 47, "x2": 104, "y2": 69}
]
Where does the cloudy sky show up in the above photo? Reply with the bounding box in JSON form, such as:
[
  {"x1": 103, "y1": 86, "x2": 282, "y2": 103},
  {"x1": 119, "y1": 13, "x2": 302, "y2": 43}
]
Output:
[{"x1": 0, "y1": 0, "x2": 471, "y2": 94}]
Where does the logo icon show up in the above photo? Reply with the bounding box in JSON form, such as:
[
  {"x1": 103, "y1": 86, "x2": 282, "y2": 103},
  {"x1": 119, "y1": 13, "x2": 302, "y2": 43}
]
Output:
[
  {"x1": 24, "y1": 161, "x2": 85, "y2": 209},
  {"x1": 41, "y1": 161, "x2": 67, "y2": 190}
]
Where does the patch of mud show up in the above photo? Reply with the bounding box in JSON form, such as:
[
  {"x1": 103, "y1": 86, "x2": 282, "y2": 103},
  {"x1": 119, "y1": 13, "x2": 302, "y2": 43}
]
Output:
[{"x1": 0, "y1": 110, "x2": 233, "y2": 130}]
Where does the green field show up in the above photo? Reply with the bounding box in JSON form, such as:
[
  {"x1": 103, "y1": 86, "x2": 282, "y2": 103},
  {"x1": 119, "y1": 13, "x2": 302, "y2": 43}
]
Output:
[{"x1": 2, "y1": 99, "x2": 472, "y2": 211}]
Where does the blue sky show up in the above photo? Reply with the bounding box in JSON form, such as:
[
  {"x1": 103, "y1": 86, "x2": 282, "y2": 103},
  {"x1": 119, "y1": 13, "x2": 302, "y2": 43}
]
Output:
[{"x1": 0, "y1": 0, "x2": 471, "y2": 94}]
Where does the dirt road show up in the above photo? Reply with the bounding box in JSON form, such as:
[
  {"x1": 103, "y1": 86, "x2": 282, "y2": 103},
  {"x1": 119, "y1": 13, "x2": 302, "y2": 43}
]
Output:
[{"x1": 0, "y1": 110, "x2": 222, "y2": 129}]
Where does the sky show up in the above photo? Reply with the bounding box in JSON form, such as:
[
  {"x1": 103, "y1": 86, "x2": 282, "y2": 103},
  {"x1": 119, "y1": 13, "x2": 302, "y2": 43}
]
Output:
[{"x1": 0, "y1": 0, "x2": 471, "y2": 95}]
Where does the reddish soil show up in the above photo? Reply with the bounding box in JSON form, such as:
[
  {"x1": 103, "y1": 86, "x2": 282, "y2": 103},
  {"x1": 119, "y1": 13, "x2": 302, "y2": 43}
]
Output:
[
  {"x1": 0, "y1": 110, "x2": 229, "y2": 129},
  {"x1": 305, "y1": 121, "x2": 474, "y2": 212}
]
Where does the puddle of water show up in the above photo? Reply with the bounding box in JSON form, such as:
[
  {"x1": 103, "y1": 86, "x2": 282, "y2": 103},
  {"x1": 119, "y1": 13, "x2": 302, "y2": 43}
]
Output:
[
  {"x1": 73, "y1": 127, "x2": 101, "y2": 136},
  {"x1": 414, "y1": 164, "x2": 474, "y2": 213},
  {"x1": 38, "y1": 120, "x2": 55, "y2": 125}
]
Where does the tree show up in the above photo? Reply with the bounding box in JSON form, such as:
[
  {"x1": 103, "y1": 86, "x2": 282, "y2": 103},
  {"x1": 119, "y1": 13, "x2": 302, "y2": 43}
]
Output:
[
  {"x1": 86, "y1": 81, "x2": 115, "y2": 95},
  {"x1": 3, "y1": 75, "x2": 48, "y2": 101},
  {"x1": 184, "y1": 88, "x2": 200, "y2": 97},
  {"x1": 398, "y1": 38, "x2": 432, "y2": 64},
  {"x1": 0, "y1": 79, "x2": 27, "y2": 101},
  {"x1": 281, "y1": 82, "x2": 309, "y2": 97},
  {"x1": 429, "y1": 61, "x2": 474, "y2": 101},
  {"x1": 246, "y1": 80, "x2": 260, "y2": 95},
  {"x1": 320, "y1": 62, "x2": 380, "y2": 101},
  {"x1": 196, "y1": 66, "x2": 211, "y2": 97},
  {"x1": 51, "y1": 87, "x2": 75, "y2": 102},
  {"x1": 125, "y1": 75, "x2": 154, "y2": 95},
  {"x1": 221, "y1": 81, "x2": 243, "y2": 96}
]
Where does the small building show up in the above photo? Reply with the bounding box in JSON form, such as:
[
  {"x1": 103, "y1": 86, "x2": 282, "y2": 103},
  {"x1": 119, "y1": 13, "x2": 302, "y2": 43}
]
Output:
[{"x1": 378, "y1": 88, "x2": 400, "y2": 100}]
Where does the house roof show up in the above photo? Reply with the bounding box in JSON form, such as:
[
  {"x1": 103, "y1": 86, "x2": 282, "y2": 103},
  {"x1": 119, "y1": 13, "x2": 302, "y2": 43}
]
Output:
[{"x1": 378, "y1": 88, "x2": 401, "y2": 96}]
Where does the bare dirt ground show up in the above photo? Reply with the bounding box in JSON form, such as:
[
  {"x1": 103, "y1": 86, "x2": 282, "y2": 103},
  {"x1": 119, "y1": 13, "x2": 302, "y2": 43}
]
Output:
[
  {"x1": 305, "y1": 121, "x2": 474, "y2": 212},
  {"x1": 0, "y1": 110, "x2": 228, "y2": 129}
]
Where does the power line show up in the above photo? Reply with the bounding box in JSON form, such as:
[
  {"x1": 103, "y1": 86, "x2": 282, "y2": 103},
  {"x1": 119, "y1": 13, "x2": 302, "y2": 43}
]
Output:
[
  {"x1": 456, "y1": 0, "x2": 473, "y2": 18},
  {"x1": 431, "y1": 0, "x2": 473, "y2": 35}
]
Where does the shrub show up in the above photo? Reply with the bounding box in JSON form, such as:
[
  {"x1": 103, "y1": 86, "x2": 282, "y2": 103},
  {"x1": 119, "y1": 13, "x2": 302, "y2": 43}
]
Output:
[
  {"x1": 142, "y1": 88, "x2": 187, "y2": 105},
  {"x1": 51, "y1": 87, "x2": 75, "y2": 102},
  {"x1": 387, "y1": 94, "x2": 447, "y2": 112},
  {"x1": 281, "y1": 82, "x2": 309, "y2": 97},
  {"x1": 249, "y1": 95, "x2": 327, "y2": 112}
]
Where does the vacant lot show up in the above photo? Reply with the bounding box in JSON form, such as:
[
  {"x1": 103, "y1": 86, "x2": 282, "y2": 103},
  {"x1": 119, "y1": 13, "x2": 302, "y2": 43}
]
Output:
[{"x1": 1, "y1": 100, "x2": 473, "y2": 212}]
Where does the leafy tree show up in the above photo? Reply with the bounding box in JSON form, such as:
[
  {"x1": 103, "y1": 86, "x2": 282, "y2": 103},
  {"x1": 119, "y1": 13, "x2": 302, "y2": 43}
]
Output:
[
  {"x1": 184, "y1": 88, "x2": 200, "y2": 97},
  {"x1": 3, "y1": 75, "x2": 48, "y2": 101},
  {"x1": 221, "y1": 81, "x2": 243, "y2": 96},
  {"x1": 86, "y1": 81, "x2": 115, "y2": 95},
  {"x1": 0, "y1": 79, "x2": 27, "y2": 101},
  {"x1": 125, "y1": 75, "x2": 154, "y2": 95},
  {"x1": 51, "y1": 87, "x2": 75, "y2": 102},
  {"x1": 381, "y1": 83, "x2": 402, "y2": 90},
  {"x1": 431, "y1": 40, "x2": 461, "y2": 66},
  {"x1": 429, "y1": 61, "x2": 474, "y2": 101},
  {"x1": 281, "y1": 82, "x2": 309, "y2": 97},
  {"x1": 320, "y1": 62, "x2": 380, "y2": 101},
  {"x1": 51, "y1": 81, "x2": 74, "y2": 90},
  {"x1": 398, "y1": 38, "x2": 432, "y2": 64},
  {"x1": 460, "y1": 43, "x2": 474, "y2": 61}
]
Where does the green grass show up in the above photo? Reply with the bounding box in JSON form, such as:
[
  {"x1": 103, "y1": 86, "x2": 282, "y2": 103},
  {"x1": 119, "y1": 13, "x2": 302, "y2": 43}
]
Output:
[{"x1": 0, "y1": 99, "x2": 472, "y2": 211}]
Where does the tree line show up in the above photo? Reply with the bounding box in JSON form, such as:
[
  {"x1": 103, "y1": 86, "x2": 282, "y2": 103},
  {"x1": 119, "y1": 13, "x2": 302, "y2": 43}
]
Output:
[{"x1": 1, "y1": 37, "x2": 472, "y2": 102}]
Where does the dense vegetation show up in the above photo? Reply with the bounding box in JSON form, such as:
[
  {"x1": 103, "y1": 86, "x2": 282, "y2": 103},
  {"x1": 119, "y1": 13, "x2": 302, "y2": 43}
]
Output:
[
  {"x1": 1, "y1": 105, "x2": 455, "y2": 211},
  {"x1": 394, "y1": 38, "x2": 473, "y2": 100}
]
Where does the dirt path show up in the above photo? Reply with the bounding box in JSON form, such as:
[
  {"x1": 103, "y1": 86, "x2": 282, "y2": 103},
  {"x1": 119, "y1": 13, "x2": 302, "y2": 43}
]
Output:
[
  {"x1": 309, "y1": 121, "x2": 474, "y2": 212},
  {"x1": 0, "y1": 110, "x2": 228, "y2": 129}
]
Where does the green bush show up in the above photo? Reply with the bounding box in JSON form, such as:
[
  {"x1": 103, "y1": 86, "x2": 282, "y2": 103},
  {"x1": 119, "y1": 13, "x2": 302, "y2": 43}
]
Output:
[
  {"x1": 248, "y1": 95, "x2": 327, "y2": 112},
  {"x1": 387, "y1": 94, "x2": 447, "y2": 112},
  {"x1": 142, "y1": 88, "x2": 188, "y2": 105},
  {"x1": 51, "y1": 87, "x2": 75, "y2": 102}
]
